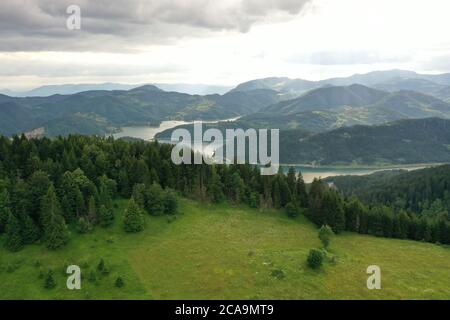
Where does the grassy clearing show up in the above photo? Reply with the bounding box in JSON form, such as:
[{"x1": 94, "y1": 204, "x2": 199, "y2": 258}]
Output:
[{"x1": 0, "y1": 198, "x2": 449, "y2": 300}]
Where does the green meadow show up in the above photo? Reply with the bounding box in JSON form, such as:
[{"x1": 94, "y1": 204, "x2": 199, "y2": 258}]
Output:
[{"x1": 1, "y1": 198, "x2": 450, "y2": 300}]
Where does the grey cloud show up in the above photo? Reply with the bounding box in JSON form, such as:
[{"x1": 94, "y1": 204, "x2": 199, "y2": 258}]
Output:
[{"x1": 0, "y1": 0, "x2": 313, "y2": 52}]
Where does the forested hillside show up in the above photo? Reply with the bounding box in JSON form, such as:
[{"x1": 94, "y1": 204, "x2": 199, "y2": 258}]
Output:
[
  {"x1": 324, "y1": 164, "x2": 450, "y2": 216},
  {"x1": 1, "y1": 134, "x2": 450, "y2": 257},
  {"x1": 279, "y1": 118, "x2": 450, "y2": 165},
  {"x1": 0, "y1": 86, "x2": 282, "y2": 137},
  {"x1": 242, "y1": 84, "x2": 450, "y2": 132}
]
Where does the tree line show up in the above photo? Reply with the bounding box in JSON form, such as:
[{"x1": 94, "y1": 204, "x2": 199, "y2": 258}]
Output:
[
  {"x1": 308, "y1": 178, "x2": 450, "y2": 245},
  {"x1": 0, "y1": 134, "x2": 449, "y2": 253}
]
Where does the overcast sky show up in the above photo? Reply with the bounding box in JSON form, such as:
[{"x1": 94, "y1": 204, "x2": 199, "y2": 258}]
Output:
[{"x1": 2, "y1": 0, "x2": 450, "y2": 90}]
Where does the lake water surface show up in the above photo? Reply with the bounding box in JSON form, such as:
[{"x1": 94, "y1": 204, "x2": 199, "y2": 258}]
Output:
[
  {"x1": 282, "y1": 165, "x2": 428, "y2": 183},
  {"x1": 113, "y1": 122, "x2": 434, "y2": 183}
]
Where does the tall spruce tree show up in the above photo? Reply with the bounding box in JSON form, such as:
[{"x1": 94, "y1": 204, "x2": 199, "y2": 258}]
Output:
[
  {"x1": 123, "y1": 198, "x2": 145, "y2": 233},
  {"x1": 5, "y1": 213, "x2": 23, "y2": 251},
  {"x1": 0, "y1": 189, "x2": 12, "y2": 232},
  {"x1": 41, "y1": 185, "x2": 70, "y2": 250},
  {"x1": 98, "y1": 205, "x2": 114, "y2": 228}
]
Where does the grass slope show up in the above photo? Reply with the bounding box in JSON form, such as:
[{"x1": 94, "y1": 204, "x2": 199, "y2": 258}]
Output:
[{"x1": 1, "y1": 199, "x2": 450, "y2": 300}]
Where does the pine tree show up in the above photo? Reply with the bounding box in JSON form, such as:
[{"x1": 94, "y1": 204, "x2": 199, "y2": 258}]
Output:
[
  {"x1": 115, "y1": 276, "x2": 124, "y2": 288},
  {"x1": 230, "y1": 171, "x2": 246, "y2": 204},
  {"x1": 44, "y1": 270, "x2": 56, "y2": 289},
  {"x1": 0, "y1": 189, "x2": 12, "y2": 232},
  {"x1": 272, "y1": 180, "x2": 281, "y2": 209},
  {"x1": 296, "y1": 173, "x2": 308, "y2": 208},
  {"x1": 131, "y1": 183, "x2": 146, "y2": 209},
  {"x1": 318, "y1": 225, "x2": 334, "y2": 249},
  {"x1": 145, "y1": 183, "x2": 165, "y2": 215},
  {"x1": 27, "y1": 171, "x2": 51, "y2": 222},
  {"x1": 20, "y1": 212, "x2": 40, "y2": 244},
  {"x1": 285, "y1": 202, "x2": 299, "y2": 218},
  {"x1": 123, "y1": 198, "x2": 145, "y2": 233},
  {"x1": 5, "y1": 213, "x2": 23, "y2": 252},
  {"x1": 98, "y1": 205, "x2": 114, "y2": 227},
  {"x1": 344, "y1": 197, "x2": 364, "y2": 232},
  {"x1": 41, "y1": 186, "x2": 70, "y2": 250},
  {"x1": 87, "y1": 196, "x2": 97, "y2": 225},
  {"x1": 163, "y1": 189, "x2": 178, "y2": 215},
  {"x1": 207, "y1": 167, "x2": 225, "y2": 203},
  {"x1": 287, "y1": 167, "x2": 297, "y2": 196}
]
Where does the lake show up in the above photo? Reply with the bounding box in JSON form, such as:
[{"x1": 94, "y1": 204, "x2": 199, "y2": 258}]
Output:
[
  {"x1": 281, "y1": 165, "x2": 429, "y2": 183},
  {"x1": 113, "y1": 121, "x2": 434, "y2": 183},
  {"x1": 112, "y1": 118, "x2": 240, "y2": 141}
]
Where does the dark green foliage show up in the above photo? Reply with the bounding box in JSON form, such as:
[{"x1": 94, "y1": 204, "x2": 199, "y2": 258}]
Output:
[
  {"x1": 87, "y1": 196, "x2": 97, "y2": 226},
  {"x1": 41, "y1": 186, "x2": 70, "y2": 250},
  {"x1": 278, "y1": 118, "x2": 450, "y2": 165},
  {"x1": 162, "y1": 189, "x2": 178, "y2": 215},
  {"x1": 97, "y1": 258, "x2": 109, "y2": 275},
  {"x1": 307, "y1": 249, "x2": 324, "y2": 269},
  {"x1": 5, "y1": 213, "x2": 23, "y2": 252},
  {"x1": 20, "y1": 212, "x2": 40, "y2": 244},
  {"x1": 115, "y1": 276, "x2": 125, "y2": 288},
  {"x1": 207, "y1": 167, "x2": 225, "y2": 203},
  {"x1": 270, "y1": 269, "x2": 285, "y2": 280},
  {"x1": 123, "y1": 198, "x2": 145, "y2": 233},
  {"x1": 145, "y1": 183, "x2": 165, "y2": 215},
  {"x1": 88, "y1": 270, "x2": 97, "y2": 282},
  {"x1": 98, "y1": 205, "x2": 114, "y2": 227},
  {"x1": 344, "y1": 197, "x2": 365, "y2": 232},
  {"x1": 131, "y1": 184, "x2": 147, "y2": 209},
  {"x1": 0, "y1": 189, "x2": 12, "y2": 232},
  {"x1": 76, "y1": 217, "x2": 92, "y2": 234},
  {"x1": 285, "y1": 202, "x2": 299, "y2": 218},
  {"x1": 308, "y1": 184, "x2": 345, "y2": 233},
  {"x1": 318, "y1": 225, "x2": 334, "y2": 249},
  {"x1": 44, "y1": 270, "x2": 56, "y2": 289},
  {"x1": 0, "y1": 133, "x2": 448, "y2": 252}
]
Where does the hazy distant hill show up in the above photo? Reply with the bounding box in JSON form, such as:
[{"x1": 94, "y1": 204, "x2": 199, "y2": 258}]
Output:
[
  {"x1": 229, "y1": 70, "x2": 450, "y2": 99},
  {"x1": 0, "y1": 83, "x2": 232, "y2": 97},
  {"x1": 0, "y1": 85, "x2": 281, "y2": 136},
  {"x1": 242, "y1": 84, "x2": 450, "y2": 132},
  {"x1": 374, "y1": 78, "x2": 450, "y2": 102}
]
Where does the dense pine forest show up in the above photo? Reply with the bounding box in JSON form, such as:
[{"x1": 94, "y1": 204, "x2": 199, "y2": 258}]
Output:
[{"x1": 0, "y1": 134, "x2": 449, "y2": 255}]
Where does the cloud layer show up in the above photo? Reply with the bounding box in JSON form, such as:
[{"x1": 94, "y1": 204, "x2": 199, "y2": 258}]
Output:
[{"x1": 0, "y1": 0, "x2": 313, "y2": 52}]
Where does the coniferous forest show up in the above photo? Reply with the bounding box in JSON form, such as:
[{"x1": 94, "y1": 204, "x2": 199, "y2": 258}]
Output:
[{"x1": 1, "y1": 134, "x2": 449, "y2": 256}]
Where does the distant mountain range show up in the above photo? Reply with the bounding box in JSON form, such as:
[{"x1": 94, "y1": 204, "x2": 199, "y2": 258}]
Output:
[
  {"x1": 241, "y1": 83, "x2": 450, "y2": 132},
  {"x1": 3, "y1": 69, "x2": 450, "y2": 142},
  {"x1": 0, "y1": 83, "x2": 233, "y2": 97},
  {"x1": 0, "y1": 85, "x2": 281, "y2": 136},
  {"x1": 232, "y1": 69, "x2": 450, "y2": 100}
]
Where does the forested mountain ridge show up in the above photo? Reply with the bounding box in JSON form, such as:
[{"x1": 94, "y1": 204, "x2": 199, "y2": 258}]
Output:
[
  {"x1": 0, "y1": 86, "x2": 282, "y2": 137},
  {"x1": 230, "y1": 70, "x2": 450, "y2": 97},
  {"x1": 279, "y1": 118, "x2": 450, "y2": 165},
  {"x1": 242, "y1": 84, "x2": 450, "y2": 132},
  {"x1": 323, "y1": 164, "x2": 450, "y2": 216},
  {"x1": 155, "y1": 117, "x2": 450, "y2": 166}
]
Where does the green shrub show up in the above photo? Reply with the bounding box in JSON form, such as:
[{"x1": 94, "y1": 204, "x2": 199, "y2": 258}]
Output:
[
  {"x1": 115, "y1": 276, "x2": 124, "y2": 288},
  {"x1": 318, "y1": 225, "x2": 334, "y2": 249},
  {"x1": 44, "y1": 270, "x2": 56, "y2": 289},
  {"x1": 307, "y1": 249, "x2": 324, "y2": 269},
  {"x1": 270, "y1": 269, "x2": 285, "y2": 279}
]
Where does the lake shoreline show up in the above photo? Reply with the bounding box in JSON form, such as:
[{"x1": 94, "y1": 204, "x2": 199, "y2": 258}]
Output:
[{"x1": 280, "y1": 162, "x2": 449, "y2": 170}]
